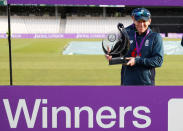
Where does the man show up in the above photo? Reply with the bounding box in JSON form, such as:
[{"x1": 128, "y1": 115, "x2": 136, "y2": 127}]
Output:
[{"x1": 106, "y1": 8, "x2": 164, "y2": 86}]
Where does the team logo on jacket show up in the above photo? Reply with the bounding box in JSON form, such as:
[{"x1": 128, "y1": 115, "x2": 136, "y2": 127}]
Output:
[
  {"x1": 145, "y1": 40, "x2": 149, "y2": 46},
  {"x1": 131, "y1": 48, "x2": 141, "y2": 57}
]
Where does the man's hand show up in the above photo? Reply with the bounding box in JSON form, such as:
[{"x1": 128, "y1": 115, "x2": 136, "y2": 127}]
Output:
[
  {"x1": 125, "y1": 57, "x2": 136, "y2": 66},
  {"x1": 105, "y1": 46, "x2": 112, "y2": 61},
  {"x1": 105, "y1": 54, "x2": 112, "y2": 60}
]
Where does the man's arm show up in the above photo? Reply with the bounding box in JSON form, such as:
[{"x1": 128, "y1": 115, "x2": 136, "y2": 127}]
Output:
[{"x1": 135, "y1": 33, "x2": 164, "y2": 68}]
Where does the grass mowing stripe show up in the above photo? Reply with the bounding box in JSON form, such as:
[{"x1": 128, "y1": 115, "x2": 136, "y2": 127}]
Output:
[{"x1": 0, "y1": 38, "x2": 183, "y2": 85}]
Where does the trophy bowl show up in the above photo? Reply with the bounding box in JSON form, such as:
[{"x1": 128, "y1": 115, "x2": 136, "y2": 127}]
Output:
[{"x1": 102, "y1": 23, "x2": 130, "y2": 65}]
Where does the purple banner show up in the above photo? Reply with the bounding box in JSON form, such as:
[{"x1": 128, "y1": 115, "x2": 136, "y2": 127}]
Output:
[
  {"x1": 0, "y1": 33, "x2": 181, "y2": 39},
  {"x1": 160, "y1": 33, "x2": 165, "y2": 38},
  {"x1": 7, "y1": 0, "x2": 183, "y2": 6},
  {"x1": 0, "y1": 86, "x2": 183, "y2": 131},
  {"x1": 0, "y1": 33, "x2": 7, "y2": 38},
  {"x1": 168, "y1": 33, "x2": 183, "y2": 38},
  {"x1": 0, "y1": 33, "x2": 107, "y2": 39}
]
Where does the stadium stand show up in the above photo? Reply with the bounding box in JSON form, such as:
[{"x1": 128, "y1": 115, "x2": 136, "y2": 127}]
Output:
[
  {"x1": 65, "y1": 16, "x2": 133, "y2": 33},
  {"x1": 0, "y1": 6, "x2": 182, "y2": 34},
  {"x1": 23, "y1": 15, "x2": 60, "y2": 33},
  {"x1": 0, "y1": 15, "x2": 132, "y2": 34},
  {"x1": 0, "y1": 15, "x2": 61, "y2": 33},
  {"x1": 0, "y1": 16, "x2": 8, "y2": 33}
]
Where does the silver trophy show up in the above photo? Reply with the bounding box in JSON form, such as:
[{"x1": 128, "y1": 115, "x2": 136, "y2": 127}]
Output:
[{"x1": 102, "y1": 23, "x2": 130, "y2": 65}]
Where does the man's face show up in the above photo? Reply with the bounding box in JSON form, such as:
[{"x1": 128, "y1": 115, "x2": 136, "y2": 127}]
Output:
[{"x1": 133, "y1": 18, "x2": 151, "y2": 34}]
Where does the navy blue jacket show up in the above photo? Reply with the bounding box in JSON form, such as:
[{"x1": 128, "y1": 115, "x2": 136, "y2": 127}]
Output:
[
  {"x1": 181, "y1": 36, "x2": 183, "y2": 46},
  {"x1": 121, "y1": 24, "x2": 164, "y2": 86}
]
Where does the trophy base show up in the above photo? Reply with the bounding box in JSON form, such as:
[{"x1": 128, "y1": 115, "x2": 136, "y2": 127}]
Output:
[{"x1": 109, "y1": 57, "x2": 128, "y2": 65}]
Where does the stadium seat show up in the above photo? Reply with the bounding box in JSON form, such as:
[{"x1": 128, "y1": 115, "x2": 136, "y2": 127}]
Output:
[{"x1": 0, "y1": 15, "x2": 133, "y2": 34}]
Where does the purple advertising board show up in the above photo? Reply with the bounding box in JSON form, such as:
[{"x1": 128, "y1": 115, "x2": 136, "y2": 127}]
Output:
[
  {"x1": 3, "y1": 0, "x2": 183, "y2": 130},
  {"x1": 1, "y1": 33, "x2": 179, "y2": 39},
  {"x1": 7, "y1": 0, "x2": 183, "y2": 6},
  {"x1": 0, "y1": 33, "x2": 107, "y2": 39},
  {"x1": 1, "y1": 86, "x2": 183, "y2": 131}
]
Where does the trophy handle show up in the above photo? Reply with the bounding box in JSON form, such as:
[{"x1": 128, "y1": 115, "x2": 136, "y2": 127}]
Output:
[
  {"x1": 102, "y1": 40, "x2": 109, "y2": 55},
  {"x1": 117, "y1": 23, "x2": 124, "y2": 31}
]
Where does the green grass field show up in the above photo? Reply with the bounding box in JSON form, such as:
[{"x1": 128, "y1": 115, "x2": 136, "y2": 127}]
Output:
[{"x1": 0, "y1": 38, "x2": 183, "y2": 86}]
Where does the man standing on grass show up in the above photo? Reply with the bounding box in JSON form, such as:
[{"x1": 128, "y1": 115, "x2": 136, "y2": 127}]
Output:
[{"x1": 106, "y1": 8, "x2": 164, "y2": 86}]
